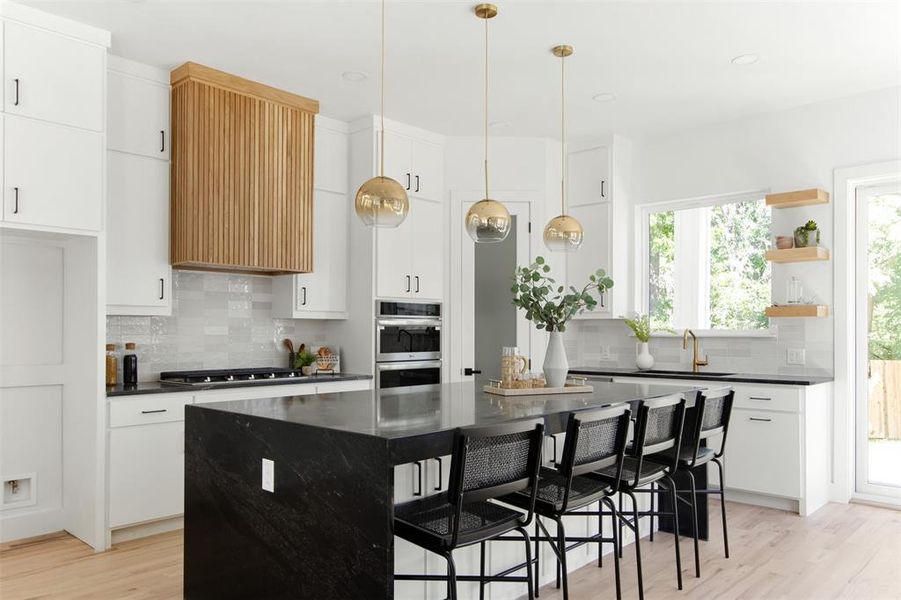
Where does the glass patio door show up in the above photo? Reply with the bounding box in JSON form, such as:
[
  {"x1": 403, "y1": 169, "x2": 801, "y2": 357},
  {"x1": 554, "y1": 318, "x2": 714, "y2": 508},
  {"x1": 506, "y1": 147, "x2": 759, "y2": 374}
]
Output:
[{"x1": 855, "y1": 180, "x2": 901, "y2": 498}]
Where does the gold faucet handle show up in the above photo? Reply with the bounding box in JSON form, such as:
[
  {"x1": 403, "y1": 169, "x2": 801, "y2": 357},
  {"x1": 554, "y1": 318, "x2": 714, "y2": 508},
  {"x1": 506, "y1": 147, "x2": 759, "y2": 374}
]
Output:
[{"x1": 699, "y1": 355, "x2": 709, "y2": 366}]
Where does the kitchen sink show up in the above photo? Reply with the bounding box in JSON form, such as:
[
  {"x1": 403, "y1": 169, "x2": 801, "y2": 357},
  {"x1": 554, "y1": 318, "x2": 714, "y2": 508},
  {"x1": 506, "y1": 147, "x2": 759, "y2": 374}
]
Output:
[{"x1": 637, "y1": 369, "x2": 736, "y2": 377}]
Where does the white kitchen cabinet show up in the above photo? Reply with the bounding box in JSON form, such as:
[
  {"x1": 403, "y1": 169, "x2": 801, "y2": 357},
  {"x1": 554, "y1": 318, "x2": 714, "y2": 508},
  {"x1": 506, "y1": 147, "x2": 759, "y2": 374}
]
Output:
[
  {"x1": 381, "y1": 130, "x2": 444, "y2": 202},
  {"x1": 3, "y1": 20, "x2": 104, "y2": 132},
  {"x1": 376, "y1": 196, "x2": 444, "y2": 301},
  {"x1": 108, "y1": 394, "x2": 192, "y2": 529},
  {"x1": 314, "y1": 118, "x2": 348, "y2": 194},
  {"x1": 272, "y1": 190, "x2": 348, "y2": 319},
  {"x1": 107, "y1": 151, "x2": 171, "y2": 315},
  {"x1": 3, "y1": 115, "x2": 102, "y2": 231},
  {"x1": 725, "y1": 409, "x2": 801, "y2": 499},
  {"x1": 566, "y1": 137, "x2": 630, "y2": 319},
  {"x1": 107, "y1": 62, "x2": 169, "y2": 160}
]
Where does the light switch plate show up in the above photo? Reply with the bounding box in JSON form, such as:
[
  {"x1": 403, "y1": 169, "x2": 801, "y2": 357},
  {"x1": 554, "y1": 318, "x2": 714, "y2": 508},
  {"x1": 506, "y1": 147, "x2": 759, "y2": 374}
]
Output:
[
  {"x1": 787, "y1": 348, "x2": 806, "y2": 365},
  {"x1": 262, "y1": 458, "x2": 275, "y2": 492}
]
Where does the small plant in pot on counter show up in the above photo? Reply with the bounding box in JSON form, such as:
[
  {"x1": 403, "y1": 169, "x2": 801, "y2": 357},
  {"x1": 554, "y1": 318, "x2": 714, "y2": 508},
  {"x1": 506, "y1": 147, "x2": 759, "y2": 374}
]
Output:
[
  {"x1": 293, "y1": 345, "x2": 316, "y2": 375},
  {"x1": 511, "y1": 256, "x2": 613, "y2": 387},
  {"x1": 621, "y1": 314, "x2": 671, "y2": 371},
  {"x1": 794, "y1": 219, "x2": 820, "y2": 247}
]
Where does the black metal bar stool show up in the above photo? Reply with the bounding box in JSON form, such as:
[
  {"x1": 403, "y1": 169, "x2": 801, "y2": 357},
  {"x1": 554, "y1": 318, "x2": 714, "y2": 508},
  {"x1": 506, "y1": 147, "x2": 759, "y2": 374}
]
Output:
[
  {"x1": 394, "y1": 419, "x2": 545, "y2": 600},
  {"x1": 497, "y1": 404, "x2": 632, "y2": 600},
  {"x1": 589, "y1": 393, "x2": 687, "y2": 600},
  {"x1": 646, "y1": 387, "x2": 735, "y2": 577}
]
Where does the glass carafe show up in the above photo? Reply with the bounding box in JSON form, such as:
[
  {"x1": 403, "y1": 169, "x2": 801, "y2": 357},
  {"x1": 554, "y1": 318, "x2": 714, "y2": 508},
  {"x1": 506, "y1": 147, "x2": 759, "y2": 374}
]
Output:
[{"x1": 501, "y1": 347, "x2": 527, "y2": 388}]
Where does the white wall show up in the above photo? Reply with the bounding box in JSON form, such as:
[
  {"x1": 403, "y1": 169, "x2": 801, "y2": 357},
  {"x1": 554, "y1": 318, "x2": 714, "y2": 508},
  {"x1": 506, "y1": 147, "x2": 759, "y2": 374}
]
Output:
[{"x1": 569, "y1": 86, "x2": 901, "y2": 375}]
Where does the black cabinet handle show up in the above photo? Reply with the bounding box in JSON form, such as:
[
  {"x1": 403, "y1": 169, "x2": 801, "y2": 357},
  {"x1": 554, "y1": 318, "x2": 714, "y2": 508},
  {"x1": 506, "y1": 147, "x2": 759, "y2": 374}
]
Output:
[
  {"x1": 301, "y1": 286, "x2": 307, "y2": 306},
  {"x1": 600, "y1": 179, "x2": 606, "y2": 198},
  {"x1": 413, "y1": 461, "x2": 423, "y2": 497},
  {"x1": 414, "y1": 276, "x2": 420, "y2": 293},
  {"x1": 549, "y1": 435, "x2": 558, "y2": 463},
  {"x1": 141, "y1": 409, "x2": 168, "y2": 415},
  {"x1": 463, "y1": 368, "x2": 482, "y2": 376},
  {"x1": 405, "y1": 173, "x2": 411, "y2": 191},
  {"x1": 414, "y1": 175, "x2": 420, "y2": 193},
  {"x1": 434, "y1": 457, "x2": 443, "y2": 491},
  {"x1": 749, "y1": 396, "x2": 772, "y2": 402},
  {"x1": 13, "y1": 78, "x2": 19, "y2": 106},
  {"x1": 160, "y1": 130, "x2": 165, "y2": 153},
  {"x1": 599, "y1": 289, "x2": 605, "y2": 308},
  {"x1": 159, "y1": 278, "x2": 165, "y2": 300},
  {"x1": 13, "y1": 187, "x2": 19, "y2": 214},
  {"x1": 405, "y1": 275, "x2": 411, "y2": 293},
  {"x1": 748, "y1": 417, "x2": 772, "y2": 422}
]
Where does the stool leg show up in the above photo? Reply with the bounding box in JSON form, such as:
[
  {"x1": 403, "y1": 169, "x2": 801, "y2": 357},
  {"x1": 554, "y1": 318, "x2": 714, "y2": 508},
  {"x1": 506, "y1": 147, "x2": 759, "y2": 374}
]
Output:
[
  {"x1": 714, "y1": 457, "x2": 730, "y2": 558},
  {"x1": 625, "y1": 490, "x2": 644, "y2": 600},
  {"x1": 555, "y1": 517, "x2": 569, "y2": 600},
  {"x1": 517, "y1": 526, "x2": 535, "y2": 600},
  {"x1": 618, "y1": 493, "x2": 625, "y2": 559},
  {"x1": 649, "y1": 482, "x2": 655, "y2": 542},
  {"x1": 665, "y1": 476, "x2": 683, "y2": 590},
  {"x1": 479, "y1": 541, "x2": 486, "y2": 600},
  {"x1": 534, "y1": 518, "x2": 541, "y2": 597},
  {"x1": 597, "y1": 502, "x2": 603, "y2": 568},
  {"x1": 603, "y1": 497, "x2": 622, "y2": 600},
  {"x1": 445, "y1": 551, "x2": 458, "y2": 600},
  {"x1": 687, "y1": 468, "x2": 701, "y2": 578}
]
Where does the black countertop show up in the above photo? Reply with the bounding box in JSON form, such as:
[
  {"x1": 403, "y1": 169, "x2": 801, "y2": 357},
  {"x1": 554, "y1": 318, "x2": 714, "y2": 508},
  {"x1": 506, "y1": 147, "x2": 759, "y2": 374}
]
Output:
[
  {"x1": 191, "y1": 380, "x2": 699, "y2": 441},
  {"x1": 106, "y1": 373, "x2": 373, "y2": 397},
  {"x1": 569, "y1": 366, "x2": 833, "y2": 386}
]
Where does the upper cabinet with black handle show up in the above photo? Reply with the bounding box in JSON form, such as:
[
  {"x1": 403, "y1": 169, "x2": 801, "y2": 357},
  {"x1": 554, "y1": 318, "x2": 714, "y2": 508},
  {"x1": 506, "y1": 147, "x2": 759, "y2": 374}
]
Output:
[
  {"x1": 381, "y1": 129, "x2": 444, "y2": 202},
  {"x1": 108, "y1": 56, "x2": 170, "y2": 161},
  {"x1": 1, "y1": 5, "x2": 110, "y2": 233}
]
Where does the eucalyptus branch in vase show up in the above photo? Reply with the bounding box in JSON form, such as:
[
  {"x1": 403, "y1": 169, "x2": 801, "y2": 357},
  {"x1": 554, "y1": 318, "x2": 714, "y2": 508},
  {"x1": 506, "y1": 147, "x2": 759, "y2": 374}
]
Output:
[{"x1": 510, "y1": 256, "x2": 613, "y2": 387}]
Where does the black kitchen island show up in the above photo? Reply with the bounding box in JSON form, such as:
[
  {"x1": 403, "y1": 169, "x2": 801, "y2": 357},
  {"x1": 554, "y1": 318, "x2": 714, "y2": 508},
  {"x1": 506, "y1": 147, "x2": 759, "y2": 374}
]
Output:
[{"x1": 184, "y1": 381, "x2": 702, "y2": 599}]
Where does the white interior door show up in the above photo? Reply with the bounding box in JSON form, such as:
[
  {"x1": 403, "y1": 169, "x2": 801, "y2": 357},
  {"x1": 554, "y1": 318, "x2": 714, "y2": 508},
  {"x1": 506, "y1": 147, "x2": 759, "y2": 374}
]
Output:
[
  {"x1": 855, "y1": 178, "x2": 901, "y2": 499},
  {"x1": 457, "y1": 199, "x2": 531, "y2": 382}
]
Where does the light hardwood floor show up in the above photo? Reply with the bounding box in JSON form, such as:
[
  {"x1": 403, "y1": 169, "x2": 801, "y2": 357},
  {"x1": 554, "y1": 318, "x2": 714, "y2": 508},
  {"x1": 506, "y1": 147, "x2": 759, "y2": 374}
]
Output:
[{"x1": 1, "y1": 500, "x2": 899, "y2": 599}]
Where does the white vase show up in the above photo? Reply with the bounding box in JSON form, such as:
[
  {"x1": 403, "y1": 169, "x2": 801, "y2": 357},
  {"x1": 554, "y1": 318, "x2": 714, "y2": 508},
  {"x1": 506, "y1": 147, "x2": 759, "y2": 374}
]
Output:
[
  {"x1": 543, "y1": 331, "x2": 569, "y2": 388},
  {"x1": 636, "y1": 341, "x2": 654, "y2": 370}
]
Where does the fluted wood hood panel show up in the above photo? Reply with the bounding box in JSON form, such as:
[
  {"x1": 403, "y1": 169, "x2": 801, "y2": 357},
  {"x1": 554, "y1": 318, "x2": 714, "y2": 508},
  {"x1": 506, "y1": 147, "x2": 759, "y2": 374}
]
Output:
[{"x1": 170, "y1": 62, "x2": 318, "y2": 275}]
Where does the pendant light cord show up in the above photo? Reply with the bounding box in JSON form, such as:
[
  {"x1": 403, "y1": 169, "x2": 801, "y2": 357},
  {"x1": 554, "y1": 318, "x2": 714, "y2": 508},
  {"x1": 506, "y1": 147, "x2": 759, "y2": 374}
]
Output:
[
  {"x1": 483, "y1": 13, "x2": 489, "y2": 200},
  {"x1": 560, "y1": 52, "x2": 566, "y2": 214},
  {"x1": 379, "y1": 0, "x2": 385, "y2": 178}
]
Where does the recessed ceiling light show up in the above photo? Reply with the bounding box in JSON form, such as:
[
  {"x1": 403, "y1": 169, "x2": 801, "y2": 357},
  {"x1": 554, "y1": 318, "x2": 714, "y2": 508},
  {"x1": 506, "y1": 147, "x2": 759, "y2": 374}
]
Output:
[
  {"x1": 341, "y1": 71, "x2": 367, "y2": 82},
  {"x1": 489, "y1": 120, "x2": 510, "y2": 129},
  {"x1": 731, "y1": 54, "x2": 759, "y2": 66},
  {"x1": 592, "y1": 93, "x2": 616, "y2": 103}
]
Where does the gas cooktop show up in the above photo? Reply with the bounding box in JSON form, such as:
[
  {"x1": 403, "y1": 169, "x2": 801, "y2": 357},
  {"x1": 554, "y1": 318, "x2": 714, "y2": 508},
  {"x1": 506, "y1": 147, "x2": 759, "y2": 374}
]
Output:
[{"x1": 159, "y1": 367, "x2": 306, "y2": 387}]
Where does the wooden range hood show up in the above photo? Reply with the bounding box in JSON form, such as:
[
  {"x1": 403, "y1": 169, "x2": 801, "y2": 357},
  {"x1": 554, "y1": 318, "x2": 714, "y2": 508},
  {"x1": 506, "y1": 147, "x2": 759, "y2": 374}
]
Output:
[{"x1": 170, "y1": 62, "x2": 319, "y2": 274}]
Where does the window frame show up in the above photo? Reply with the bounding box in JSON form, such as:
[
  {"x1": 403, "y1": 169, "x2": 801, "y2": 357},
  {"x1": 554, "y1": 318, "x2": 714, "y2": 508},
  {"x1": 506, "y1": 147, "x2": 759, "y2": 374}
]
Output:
[{"x1": 634, "y1": 188, "x2": 777, "y2": 338}]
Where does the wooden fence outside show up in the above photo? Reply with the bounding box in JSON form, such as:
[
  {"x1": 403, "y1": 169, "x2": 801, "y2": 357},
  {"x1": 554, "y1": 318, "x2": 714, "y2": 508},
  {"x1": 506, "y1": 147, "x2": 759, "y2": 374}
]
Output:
[{"x1": 869, "y1": 360, "x2": 901, "y2": 440}]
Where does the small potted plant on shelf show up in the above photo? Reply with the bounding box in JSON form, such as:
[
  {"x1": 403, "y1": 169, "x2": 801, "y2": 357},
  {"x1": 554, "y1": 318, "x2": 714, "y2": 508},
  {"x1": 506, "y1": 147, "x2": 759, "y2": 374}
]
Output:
[
  {"x1": 794, "y1": 219, "x2": 820, "y2": 247},
  {"x1": 293, "y1": 345, "x2": 316, "y2": 375},
  {"x1": 511, "y1": 256, "x2": 613, "y2": 388},
  {"x1": 621, "y1": 314, "x2": 671, "y2": 370}
]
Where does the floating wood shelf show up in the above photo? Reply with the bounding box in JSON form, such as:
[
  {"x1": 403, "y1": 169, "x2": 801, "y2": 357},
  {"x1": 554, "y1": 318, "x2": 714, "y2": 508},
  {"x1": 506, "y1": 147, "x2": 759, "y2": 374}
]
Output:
[
  {"x1": 766, "y1": 188, "x2": 830, "y2": 208},
  {"x1": 765, "y1": 246, "x2": 830, "y2": 263},
  {"x1": 765, "y1": 305, "x2": 829, "y2": 318}
]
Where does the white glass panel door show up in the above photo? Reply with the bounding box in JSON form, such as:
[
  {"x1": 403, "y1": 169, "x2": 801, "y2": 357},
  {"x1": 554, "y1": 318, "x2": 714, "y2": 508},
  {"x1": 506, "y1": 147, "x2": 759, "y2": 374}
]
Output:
[{"x1": 855, "y1": 180, "x2": 901, "y2": 498}]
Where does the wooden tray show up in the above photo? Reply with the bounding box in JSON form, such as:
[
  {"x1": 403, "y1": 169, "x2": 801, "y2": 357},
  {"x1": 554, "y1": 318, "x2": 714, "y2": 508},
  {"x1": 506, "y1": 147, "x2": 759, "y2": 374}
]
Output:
[{"x1": 483, "y1": 384, "x2": 594, "y2": 397}]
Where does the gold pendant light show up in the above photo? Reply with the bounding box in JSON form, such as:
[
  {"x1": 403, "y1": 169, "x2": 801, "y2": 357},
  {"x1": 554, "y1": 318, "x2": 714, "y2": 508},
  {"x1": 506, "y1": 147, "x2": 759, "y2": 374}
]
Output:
[
  {"x1": 354, "y1": 0, "x2": 409, "y2": 228},
  {"x1": 543, "y1": 44, "x2": 584, "y2": 252},
  {"x1": 465, "y1": 3, "x2": 511, "y2": 244}
]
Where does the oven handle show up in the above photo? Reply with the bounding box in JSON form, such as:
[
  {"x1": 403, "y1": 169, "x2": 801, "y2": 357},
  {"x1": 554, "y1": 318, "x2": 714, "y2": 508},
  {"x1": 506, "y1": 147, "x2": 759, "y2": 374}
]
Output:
[
  {"x1": 376, "y1": 319, "x2": 442, "y2": 328},
  {"x1": 376, "y1": 360, "x2": 443, "y2": 372}
]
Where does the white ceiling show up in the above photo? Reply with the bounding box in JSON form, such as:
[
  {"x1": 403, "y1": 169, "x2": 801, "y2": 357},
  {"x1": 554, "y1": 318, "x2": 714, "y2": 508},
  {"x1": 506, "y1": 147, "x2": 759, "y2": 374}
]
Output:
[{"x1": 22, "y1": 0, "x2": 901, "y2": 139}]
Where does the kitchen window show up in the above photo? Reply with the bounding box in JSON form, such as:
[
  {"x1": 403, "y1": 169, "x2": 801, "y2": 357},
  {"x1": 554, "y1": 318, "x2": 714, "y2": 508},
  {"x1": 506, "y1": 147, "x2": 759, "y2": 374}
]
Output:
[{"x1": 638, "y1": 190, "x2": 772, "y2": 332}]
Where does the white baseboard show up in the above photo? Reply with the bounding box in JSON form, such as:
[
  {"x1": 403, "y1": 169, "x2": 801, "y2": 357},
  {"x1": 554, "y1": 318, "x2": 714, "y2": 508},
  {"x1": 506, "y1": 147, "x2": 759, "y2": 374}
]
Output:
[
  {"x1": 0, "y1": 508, "x2": 66, "y2": 543},
  {"x1": 111, "y1": 515, "x2": 183, "y2": 544},
  {"x1": 725, "y1": 488, "x2": 799, "y2": 513}
]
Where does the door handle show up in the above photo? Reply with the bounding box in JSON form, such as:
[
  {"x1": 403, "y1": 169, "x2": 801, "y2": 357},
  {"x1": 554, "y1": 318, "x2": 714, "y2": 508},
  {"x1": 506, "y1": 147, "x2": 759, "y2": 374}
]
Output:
[
  {"x1": 405, "y1": 173, "x2": 411, "y2": 191},
  {"x1": 13, "y1": 187, "x2": 19, "y2": 214},
  {"x1": 13, "y1": 78, "x2": 19, "y2": 106},
  {"x1": 413, "y1": 461, "x2": 423, "y2": 497},
  {"x1": 434, "y1": 457, "x2": 443, "y2": 491},
  {"x1": 405, "y1": 275, "x2": 411, "y2": 293},
  {"x1": 463, "y1": 368, "x2": 482, "y2": 376},
  {"x1": 414, "y1": 175, "x2": 420, "y2": 193},
  {"x1": 159, "y1": 278, "x2": 165, "y2": 300},
  {"x1": 160, "y1": 130, "x2": 166, "y2": 153},
  {"x1": 414, "y1": 275, "x2": 420, "y2": 293},
  {"x1": 600, "y1": 179, "x2": 606, "y2": 198}
]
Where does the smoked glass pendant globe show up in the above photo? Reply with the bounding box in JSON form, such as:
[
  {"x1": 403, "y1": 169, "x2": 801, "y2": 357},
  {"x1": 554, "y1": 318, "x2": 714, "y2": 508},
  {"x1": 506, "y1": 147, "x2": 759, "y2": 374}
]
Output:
[
  {"x1": 543, "y1": 214, "x2": 584, "y2": 252},
  {"x1": 465, "y1": 198, "x2": 511, "y2": 243},
  {"x1": 354, "y1": 176, "x2": 409, "y2": 228}
]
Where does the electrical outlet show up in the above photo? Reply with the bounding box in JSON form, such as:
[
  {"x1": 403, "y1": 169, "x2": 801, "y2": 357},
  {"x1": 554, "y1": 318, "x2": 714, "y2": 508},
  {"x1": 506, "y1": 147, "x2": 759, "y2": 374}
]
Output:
[
  {"x1": 262, "y1": 458, "x2": 275, "y2": 492},
  {"x1": 787, "y1": 348, "x2": 806, "y2": 365}
]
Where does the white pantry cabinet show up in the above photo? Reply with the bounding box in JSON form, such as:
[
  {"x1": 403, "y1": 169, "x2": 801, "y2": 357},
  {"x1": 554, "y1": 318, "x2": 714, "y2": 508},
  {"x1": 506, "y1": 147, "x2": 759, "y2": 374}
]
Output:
[
  {"x1": 3, "y1": 115, "x2": 102, "y2": 230},
  {"x1": 106, "y1": 58, "x2": 172, "y2": 316},
  {"x1": 107, "y1": 57, "x2": 169, "y2": 160},
  {"x1": 566, "y1": 137, "x2": 630, "y2": 319},
  {"x1": 272, "y1": 116, "x2": 349, "y2": 319},
  {"x1": 106, "y1": 152, "x2": 171, "y2": 314},
  {"x1": 3, "y1": 20, "x2": 104, "y2": 132},
  {"x1": 376, "y1": 196, "x2": 444, "y2": 301},
  {"x1": 382, "y1": 130, "x2": 444, "y2": 203}
]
